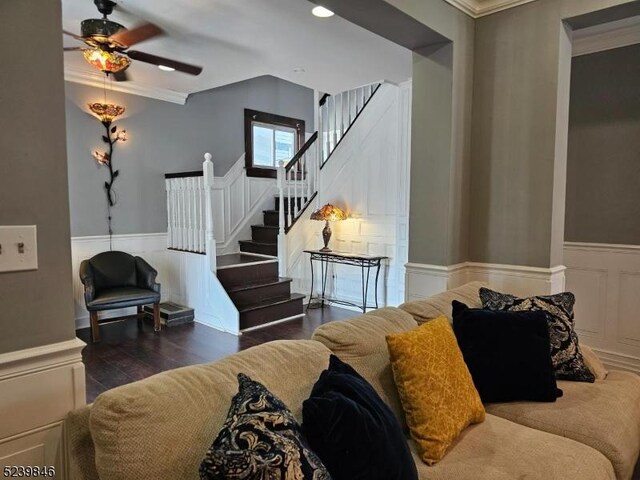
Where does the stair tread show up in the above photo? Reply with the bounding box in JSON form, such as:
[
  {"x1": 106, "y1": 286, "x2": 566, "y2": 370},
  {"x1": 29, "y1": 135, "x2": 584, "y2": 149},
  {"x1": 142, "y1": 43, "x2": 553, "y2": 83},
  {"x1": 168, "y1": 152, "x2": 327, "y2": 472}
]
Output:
[
  {"x1": 239, "y1": 239, "x2": 277, "y2": 246},
  {"x1": 216, "y1": 253, "x2": 277, "y2": 268},
  {"x1": 226, "y1": 277, "x2": 293, "y2": 293},
  {"x1": 252, "y1": 224, "x2": 279, "y2": 230},
  {"x1": 239, "y1": 293, "x2": 305, "y2": 313}
]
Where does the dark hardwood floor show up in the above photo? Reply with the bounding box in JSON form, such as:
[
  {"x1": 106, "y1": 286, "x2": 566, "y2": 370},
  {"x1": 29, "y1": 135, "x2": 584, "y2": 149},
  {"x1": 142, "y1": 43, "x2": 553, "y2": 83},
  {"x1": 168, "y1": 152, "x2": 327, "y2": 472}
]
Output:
[{"x1": 77, "y1": 306, "x2": 358, "y2": 403}]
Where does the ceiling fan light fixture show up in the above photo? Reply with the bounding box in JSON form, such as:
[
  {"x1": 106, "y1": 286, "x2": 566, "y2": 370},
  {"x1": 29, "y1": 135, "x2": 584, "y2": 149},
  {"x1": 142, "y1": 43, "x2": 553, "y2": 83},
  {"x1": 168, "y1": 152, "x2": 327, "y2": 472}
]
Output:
[
  {"x1": 158, "y1": 65, "x2": 175, "y2": 72},
  {"x1": 82, "y1": 48, "x2": 130, "y2": 73},
  {"x1": 312, "y1": 6, "x2": 335, "y2": 17}
]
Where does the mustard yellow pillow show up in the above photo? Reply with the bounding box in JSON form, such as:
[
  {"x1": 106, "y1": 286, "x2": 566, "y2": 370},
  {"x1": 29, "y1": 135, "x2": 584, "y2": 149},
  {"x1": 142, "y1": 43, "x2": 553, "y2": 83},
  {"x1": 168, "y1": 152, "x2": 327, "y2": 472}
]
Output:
[{"x1": 386, "y1": 316, "x2": 485, "y2": 465}]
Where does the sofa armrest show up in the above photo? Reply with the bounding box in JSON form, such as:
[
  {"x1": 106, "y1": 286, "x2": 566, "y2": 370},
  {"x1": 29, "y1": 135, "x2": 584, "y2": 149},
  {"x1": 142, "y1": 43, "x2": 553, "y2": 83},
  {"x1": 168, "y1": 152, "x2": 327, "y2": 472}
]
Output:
[
  {"x1": 64, "y1": 406, "x2": 100, "y2": 480},
  {"x1": 582, "y1": 345, "x2": 608, "y2": 381},
  {"x1": 79, "y1": 260, "x2": 96, "y2": 305},
  {"x1": 135, "y1": 256, "x2": 160, "y2": 294}
]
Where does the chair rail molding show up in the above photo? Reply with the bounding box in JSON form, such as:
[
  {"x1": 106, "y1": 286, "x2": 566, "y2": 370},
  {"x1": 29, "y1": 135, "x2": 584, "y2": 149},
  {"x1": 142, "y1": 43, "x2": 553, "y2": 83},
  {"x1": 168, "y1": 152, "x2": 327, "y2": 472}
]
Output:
[
  {"x1": 442, "y1": 0, "x2": 538, "y2": 18},
  {"x1": 564, "y1": 241, "x2": 640, "y2": 374},
  {"x1": 0, "y1": 338, "x2": 86, "y2": 479},
  {"x1": 405, "y1": 262, "x2": 566, "y2": 301}
]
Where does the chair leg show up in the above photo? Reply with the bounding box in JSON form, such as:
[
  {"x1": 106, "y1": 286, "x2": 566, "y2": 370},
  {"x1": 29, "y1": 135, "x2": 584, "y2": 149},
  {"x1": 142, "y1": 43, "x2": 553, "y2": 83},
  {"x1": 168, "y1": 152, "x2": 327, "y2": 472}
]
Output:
[
  {"x1": 137, "y1": 305, "x2": 144, "y2": 328},
  {"x1": 153, "y1": 303, "x2": 161, "y2": 332},
  {"x1": 90, "y1": 311, "x2": 100, "y2": 343}
]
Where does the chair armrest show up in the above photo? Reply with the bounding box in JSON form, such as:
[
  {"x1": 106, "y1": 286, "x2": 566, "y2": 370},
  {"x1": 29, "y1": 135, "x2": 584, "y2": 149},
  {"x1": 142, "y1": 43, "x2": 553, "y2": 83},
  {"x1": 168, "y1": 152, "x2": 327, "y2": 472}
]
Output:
[
  {"x1": 79, "y1": 260, "x2": 96, "y2": 305},
  {"x1": 135, "y1": 256, "x2": 160, "y2": 293}
]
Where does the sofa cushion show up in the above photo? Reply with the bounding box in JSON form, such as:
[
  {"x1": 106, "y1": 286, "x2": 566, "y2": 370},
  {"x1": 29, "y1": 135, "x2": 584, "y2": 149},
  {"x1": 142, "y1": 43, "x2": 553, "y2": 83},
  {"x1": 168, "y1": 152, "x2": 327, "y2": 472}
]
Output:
[
  {"x1": 311, "y1": 307, "x2": 416, "y2": 429},
  {"x1": 410, "y1": 414, "x2": 615, "y2": 480},
  {"x1": 400, "y1": 281, "x2": 488, "y2": 324},
  {"x1": 200, "y1": 373, "x2": 330, "y2": 480},
  {"x1": 486, "y1": 371, "x2": 640, "y2": 480},
  {"x1": 479, "y1": 288, "x2": 595, "y2": 382},
  {"x1": 89, "y1": 340, "x2": 332, "y2": 480},
  {"x1": 451, "y1": 301, "x2": 561, "y2": 403},
  {"x1": 386, "y1": 317, "x2": 485, "y2": 465},
  {"x1": 302, "y1": 355, "x2": 418, "y2": 480}
]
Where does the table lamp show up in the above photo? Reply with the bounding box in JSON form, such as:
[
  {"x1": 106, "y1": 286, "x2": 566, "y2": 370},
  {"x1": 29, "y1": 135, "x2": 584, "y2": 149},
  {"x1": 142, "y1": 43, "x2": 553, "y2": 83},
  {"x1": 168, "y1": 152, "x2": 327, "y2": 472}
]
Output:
[{"x1": 310, "y1": 204, "x2": 347, "y2": 252}]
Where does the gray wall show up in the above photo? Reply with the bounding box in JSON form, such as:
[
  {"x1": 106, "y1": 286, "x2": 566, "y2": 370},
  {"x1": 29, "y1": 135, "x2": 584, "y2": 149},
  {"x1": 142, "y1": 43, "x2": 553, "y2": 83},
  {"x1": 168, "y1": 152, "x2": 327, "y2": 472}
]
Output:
[
  {"x1": 65, "y1": 76, "x2": 314, "y2": 237},
  {"x1": 386, "y1": 0, "x2": 476, "y2": 266},
  {"x1": 0, "y1": 0, "x2": 76, "y2": 354},
  {"x1": 565, "y1": 44, "x2": 640, "y2": 245},
  {"x1": 468, "y1": 0, "x2": 640, "y2": 268}
]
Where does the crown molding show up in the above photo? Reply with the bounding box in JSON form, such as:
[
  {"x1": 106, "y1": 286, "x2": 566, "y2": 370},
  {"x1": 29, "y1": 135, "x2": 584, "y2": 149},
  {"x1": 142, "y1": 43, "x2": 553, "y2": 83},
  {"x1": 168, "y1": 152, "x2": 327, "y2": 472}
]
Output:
[
  {"x1": 572, "y1": 15, "x2": 640, "y2": 57},
  {"x1": 442, "y1": 0, "x2": 538, "y2": 18},
  {"x1": 64, "y1": 66, "x2": 189, "y2": 105}
]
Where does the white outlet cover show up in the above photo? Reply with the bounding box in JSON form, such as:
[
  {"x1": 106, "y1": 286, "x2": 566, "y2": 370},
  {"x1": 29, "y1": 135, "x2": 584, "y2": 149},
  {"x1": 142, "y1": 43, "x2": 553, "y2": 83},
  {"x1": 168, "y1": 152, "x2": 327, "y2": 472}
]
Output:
[{"x1": 0, "y1": 225, "x2": 38, "y2": 273}]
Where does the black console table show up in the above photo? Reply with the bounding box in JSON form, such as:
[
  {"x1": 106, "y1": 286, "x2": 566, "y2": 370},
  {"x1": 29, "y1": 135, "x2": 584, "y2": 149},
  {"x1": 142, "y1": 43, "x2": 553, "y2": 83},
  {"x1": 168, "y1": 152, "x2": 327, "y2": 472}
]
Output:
[{"x1": 305, "y1": 250, "x2": 388, "y2": 313}]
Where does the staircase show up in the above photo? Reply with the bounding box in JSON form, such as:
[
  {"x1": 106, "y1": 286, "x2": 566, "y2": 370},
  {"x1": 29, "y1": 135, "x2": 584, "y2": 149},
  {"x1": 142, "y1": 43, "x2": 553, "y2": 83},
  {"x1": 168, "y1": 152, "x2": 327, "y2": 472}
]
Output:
[
  {"x1": 164, "y1": 82, "x2": 382, "y2": 333},
  {"x1": 239, "y1": 196, "x2": 309, "y2": 256},
  {"x1": 215, "y1": 253, "x2": 304, "y2": 330}
]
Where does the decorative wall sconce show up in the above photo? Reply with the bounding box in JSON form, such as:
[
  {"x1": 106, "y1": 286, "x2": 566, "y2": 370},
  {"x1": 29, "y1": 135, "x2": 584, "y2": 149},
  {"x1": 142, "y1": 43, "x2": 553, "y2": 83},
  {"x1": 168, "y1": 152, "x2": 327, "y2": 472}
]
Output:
[{"x1": 89, "y1": 101, "x2": 127, "y2": 245}]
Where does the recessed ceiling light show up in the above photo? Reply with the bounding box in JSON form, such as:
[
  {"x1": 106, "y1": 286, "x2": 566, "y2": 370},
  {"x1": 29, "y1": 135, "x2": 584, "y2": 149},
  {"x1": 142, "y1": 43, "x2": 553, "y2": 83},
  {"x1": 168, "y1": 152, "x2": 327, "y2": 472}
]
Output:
[
  {"x1": 158, "y1": 65, "x2": 175, "y2": 72},
  {"x1": 312, "y1": 6, "x2": 334, "y2": 17},
  {"x1": 293, "y1": 67, "x2": 306, "y2": 73}
]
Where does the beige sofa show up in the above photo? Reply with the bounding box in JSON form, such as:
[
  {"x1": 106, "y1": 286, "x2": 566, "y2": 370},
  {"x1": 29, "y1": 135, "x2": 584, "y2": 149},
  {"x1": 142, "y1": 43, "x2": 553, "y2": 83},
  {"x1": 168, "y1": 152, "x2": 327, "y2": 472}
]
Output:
[{"x1": 65, "y1": 282, "x2": 640, "y2": 480}]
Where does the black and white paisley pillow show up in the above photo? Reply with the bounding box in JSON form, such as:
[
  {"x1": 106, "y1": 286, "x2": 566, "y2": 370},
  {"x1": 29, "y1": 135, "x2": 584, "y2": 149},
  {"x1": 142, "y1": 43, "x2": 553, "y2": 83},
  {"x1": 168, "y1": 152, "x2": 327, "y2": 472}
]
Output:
[
  {"x1": 199, "y1": 373, "x2": 331, "y2": 480},
  {"x1": 479, "y1": 288, "x2": 595, "y2": 383}
]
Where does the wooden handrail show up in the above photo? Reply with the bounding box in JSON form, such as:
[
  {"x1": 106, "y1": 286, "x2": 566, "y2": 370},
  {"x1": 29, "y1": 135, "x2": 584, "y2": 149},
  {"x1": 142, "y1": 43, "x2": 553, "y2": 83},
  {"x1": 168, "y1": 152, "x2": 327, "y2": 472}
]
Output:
[
  {"x1": 165, "y1": 171, "x2": 203, "y2": 179},
  {"x1": 285, "y1": 131, "x2": 318, "y2": 173}
]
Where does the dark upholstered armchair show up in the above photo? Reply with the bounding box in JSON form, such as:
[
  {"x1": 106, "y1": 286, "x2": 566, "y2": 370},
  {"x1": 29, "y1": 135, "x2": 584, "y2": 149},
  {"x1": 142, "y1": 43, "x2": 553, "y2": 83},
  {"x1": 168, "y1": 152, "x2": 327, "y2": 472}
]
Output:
[{"x1": 80, "y1": 251, "x2": 161, "y2": 343}]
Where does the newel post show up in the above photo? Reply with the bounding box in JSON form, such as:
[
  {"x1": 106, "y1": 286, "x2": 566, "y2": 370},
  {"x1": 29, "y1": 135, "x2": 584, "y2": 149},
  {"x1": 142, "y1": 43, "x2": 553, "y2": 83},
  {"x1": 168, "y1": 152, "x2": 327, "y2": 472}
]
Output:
[
  {"x1": 203, "y1": 152, "x2": 217, "y2": 273},
  {"x1": 277, "y1": 160, "x2": 287, "y2": 277}
]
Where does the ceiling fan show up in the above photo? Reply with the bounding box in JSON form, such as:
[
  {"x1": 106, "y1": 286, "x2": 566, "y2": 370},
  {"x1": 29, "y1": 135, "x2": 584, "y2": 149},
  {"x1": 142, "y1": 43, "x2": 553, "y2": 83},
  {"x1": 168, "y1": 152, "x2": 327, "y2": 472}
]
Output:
[{"x1": 63, "y1": 0, "x2": 203, "y2": 81}]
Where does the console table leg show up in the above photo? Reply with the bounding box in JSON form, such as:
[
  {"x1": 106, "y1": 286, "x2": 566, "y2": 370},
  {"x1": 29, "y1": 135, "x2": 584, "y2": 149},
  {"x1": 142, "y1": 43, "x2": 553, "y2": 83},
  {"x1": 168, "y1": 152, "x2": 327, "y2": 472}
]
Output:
[{"x1": 307, "y1": 256, "x2": 315, "y2": 311}]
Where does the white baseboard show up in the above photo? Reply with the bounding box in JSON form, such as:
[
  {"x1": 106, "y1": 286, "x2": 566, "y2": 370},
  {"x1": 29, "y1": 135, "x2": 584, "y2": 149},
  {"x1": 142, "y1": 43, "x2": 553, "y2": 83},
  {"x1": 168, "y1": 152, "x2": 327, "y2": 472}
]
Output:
[
  {"x1": 0, "y1": 338, "x2": 86, "y2": 479},
  {"x1": 590, "y1": 347, "x2": 640, "y2": 374},
  {"x1": 405, "y1": 261, "x2": 566, "y2": 301}
]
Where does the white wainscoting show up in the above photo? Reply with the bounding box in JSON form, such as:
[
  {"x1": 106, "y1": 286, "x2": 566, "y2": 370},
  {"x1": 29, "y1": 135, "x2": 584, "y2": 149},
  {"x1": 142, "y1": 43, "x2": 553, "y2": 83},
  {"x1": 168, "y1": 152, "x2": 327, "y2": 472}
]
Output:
[
  {"x1": 212, "y1": 154, "x2": 276, "y2": 256},
  {"x1": 0, "y1": 338, "x2": 85, "y2": 479},
  {"x1": 405, "y1": 262, "x2": 567, "y2": 302},
  {"x1": 70, "y1": 233, "x2": 239, "y2": 333},
  {"x1": 285, "y1": 82, "x2": 411, "y2": 309},
  {"x1": 70, "y1": 233, "x2": 173, "y2": 329},
  {"x1": 565, "y1": 242, "x2": 640, "y2": 372}
]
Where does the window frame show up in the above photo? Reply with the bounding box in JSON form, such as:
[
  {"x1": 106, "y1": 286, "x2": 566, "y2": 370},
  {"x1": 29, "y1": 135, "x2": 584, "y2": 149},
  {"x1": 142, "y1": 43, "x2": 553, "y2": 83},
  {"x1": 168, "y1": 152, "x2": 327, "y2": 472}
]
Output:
[{"x1": 244, "y1": 109, "x2": 305, "y2": 178}]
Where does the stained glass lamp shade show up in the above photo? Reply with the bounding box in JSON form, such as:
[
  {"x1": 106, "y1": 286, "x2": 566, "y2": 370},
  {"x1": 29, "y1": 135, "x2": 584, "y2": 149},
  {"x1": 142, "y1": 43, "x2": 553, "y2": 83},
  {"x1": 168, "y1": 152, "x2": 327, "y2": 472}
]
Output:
[
  {"x1": 310, "y1": 204, "x2": 347, "y2": 252},
  {"x1": 83, "y1": 48, "x2": 130, "y2": 74}
]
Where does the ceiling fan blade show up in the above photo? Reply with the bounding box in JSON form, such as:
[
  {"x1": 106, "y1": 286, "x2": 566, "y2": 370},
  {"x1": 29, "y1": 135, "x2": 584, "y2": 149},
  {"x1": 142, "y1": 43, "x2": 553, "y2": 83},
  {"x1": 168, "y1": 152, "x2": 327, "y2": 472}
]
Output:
[
  {"x1": 127, "y1": 50, "x2": 203, "y2": 76},
  {"x1": 112, "y1": 69, "x2": 130, "y2": 82},
  {"x1": 63, "y1": 30, "x2": 85, "y2": 41},
  {"x1": 64, "y1": 47, "x2": 83, "y2": 52},
  {"x1": 109, "y1": 22, "x2": 163, "y2": 47}
]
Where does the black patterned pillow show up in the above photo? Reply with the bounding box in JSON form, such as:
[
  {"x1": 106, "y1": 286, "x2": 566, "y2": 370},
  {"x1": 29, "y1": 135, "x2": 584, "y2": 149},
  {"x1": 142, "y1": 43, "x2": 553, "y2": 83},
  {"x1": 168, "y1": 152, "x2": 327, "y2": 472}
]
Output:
[
  {"x1": 199, "y1": 373, "x2": 331, "y2": 480},
  {"x1": 479, "y1": 288, "x2": 595, "y2": 383}
]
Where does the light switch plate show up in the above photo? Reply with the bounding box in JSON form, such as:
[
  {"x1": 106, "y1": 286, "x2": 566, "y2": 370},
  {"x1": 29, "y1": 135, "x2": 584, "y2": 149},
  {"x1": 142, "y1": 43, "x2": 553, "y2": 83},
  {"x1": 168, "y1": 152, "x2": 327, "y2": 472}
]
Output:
[{"x1": 0, "y1": 226, "x2": 38, "y2": 273}]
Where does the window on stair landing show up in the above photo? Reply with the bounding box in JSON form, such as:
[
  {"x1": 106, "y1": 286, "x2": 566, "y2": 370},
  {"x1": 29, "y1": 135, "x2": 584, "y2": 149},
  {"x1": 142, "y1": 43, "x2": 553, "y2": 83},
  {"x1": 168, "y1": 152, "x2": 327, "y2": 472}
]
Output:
[{"x1": 244, "y1": 109, "x2": 305, "y2": 178}]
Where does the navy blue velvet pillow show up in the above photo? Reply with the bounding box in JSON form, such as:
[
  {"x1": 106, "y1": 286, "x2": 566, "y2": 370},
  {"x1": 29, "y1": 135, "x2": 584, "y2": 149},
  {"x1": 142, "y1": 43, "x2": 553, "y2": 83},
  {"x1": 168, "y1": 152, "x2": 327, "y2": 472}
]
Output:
[
  {"x1": 452, "y1": 300, "x2": 562, "y2": 403},
  {"x1": 302, "y1": 355, "x2": 418, "y2": 480}
]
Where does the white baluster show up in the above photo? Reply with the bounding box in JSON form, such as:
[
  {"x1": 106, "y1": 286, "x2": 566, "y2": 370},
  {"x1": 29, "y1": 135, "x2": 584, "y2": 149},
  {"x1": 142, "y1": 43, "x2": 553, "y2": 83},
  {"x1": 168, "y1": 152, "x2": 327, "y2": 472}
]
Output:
[
  {"x1": 357, "y1": 87, "x2": 365, "y2": 114},
  {"x1": 191, "y1": 177, "x2": 197, "y2": 252},
  {"x1": 287, "y1": 167, "x2": 292, "y2": 228},
  {"x1": 181, "y1": 178, "x2": 188, "y2": 250},
  {"x1": 277, "y1": 161, "x2": 287, "y2": 277},
  {"x1": 320, "y1": 102, "x2": 327, "y2": 163},
  {"x1": 294, "y1": 164, "x2": 299, "y2": 219},
  {"x1": 186, "y1": 177, "x2": 192, "y2": 252},
  {"x1": 328, "y1": 96, "x2": 335, "y2": 153},
  {"x1": 335, "y1": 93, "x2": 342, "y2": 143},
  {"x1": 365, "y1": 84, "x2": 372, "y2": 102},
  {"x1": 203, "y1": 153, "x2": 216, "y2": 271},
  {"x1": 198, "y1": 176, "x2": 205, "y2": 253},
  {"x1": 350, "y1": 89, "x2": 357, "y2": 124},
  {"x1": 304, "y1": 155, "x2": 311, "y2": 200},
  {"x1": 166, "y1": 179, "x2": 173, "y2": 249}
]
